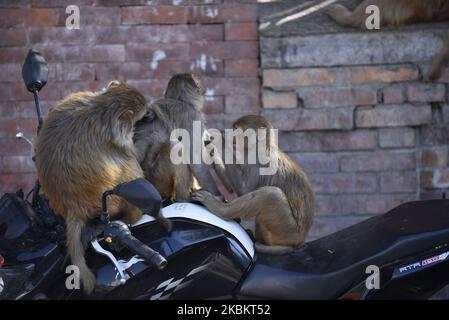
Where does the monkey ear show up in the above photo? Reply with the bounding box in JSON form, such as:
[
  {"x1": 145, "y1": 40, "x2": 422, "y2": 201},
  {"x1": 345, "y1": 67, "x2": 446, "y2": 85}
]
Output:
[
  {"x1": 143, "y1": 109, "x2": 156, "y2": 121},
  {"x1": 107, "y1": 80, "x2": 121, "y2": 89},
  {"x1": 119, "y1": 109, "x2": 134, "y2": 123}
]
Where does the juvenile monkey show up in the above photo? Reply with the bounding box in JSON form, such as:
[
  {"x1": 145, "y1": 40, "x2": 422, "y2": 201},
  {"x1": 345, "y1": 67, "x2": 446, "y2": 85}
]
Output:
[
  {"x1": 36, "y1": 81, "x2": 149, "y2": 293},
  {"x1": 192, "y1": 115, "x2": 315, "y2": 254},
  {"x1": 326, "y1": 0, "x2": 449, "y2": 80},
  {"x1": 134, "y1": 73, "x2": 220, "y2": 201}
]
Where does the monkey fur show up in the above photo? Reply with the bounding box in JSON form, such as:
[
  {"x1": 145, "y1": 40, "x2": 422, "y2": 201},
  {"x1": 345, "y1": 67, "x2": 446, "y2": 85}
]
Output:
[
  {"x1": 327, "y1": 0, "x2": 449, "y2": 80},
  {"x1": 36, "y1": 81, "x2": 154, "y2": 293},
  {"x1": 134, "y1": 73, "x2": 220, "y2": 201},
  {"x1": 192, "y1": 115, "x2": 315, "y2": 255}
]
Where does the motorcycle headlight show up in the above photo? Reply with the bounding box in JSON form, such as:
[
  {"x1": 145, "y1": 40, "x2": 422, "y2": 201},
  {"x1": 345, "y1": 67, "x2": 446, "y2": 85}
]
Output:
[{"x1": 0, "y1": 263, "x2": 34, "y2": 300}]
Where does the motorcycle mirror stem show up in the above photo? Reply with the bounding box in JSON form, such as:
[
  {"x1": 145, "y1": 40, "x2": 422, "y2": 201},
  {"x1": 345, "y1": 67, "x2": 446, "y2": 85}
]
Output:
[{"x1": 21, "y1": 49, "x2": 48, "y2": 135}]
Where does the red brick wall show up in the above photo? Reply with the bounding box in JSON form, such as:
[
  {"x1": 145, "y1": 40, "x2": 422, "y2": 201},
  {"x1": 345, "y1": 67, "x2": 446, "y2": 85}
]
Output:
[
  {"x1": 2, "y1": 0, "x2": 449, "y2": 244},
  {"x1": 260, "y1": 1, "x2": 449, "y2": 239},
  {"x1": 0, "y1": 0, "x2": 260, "y2": 194}
]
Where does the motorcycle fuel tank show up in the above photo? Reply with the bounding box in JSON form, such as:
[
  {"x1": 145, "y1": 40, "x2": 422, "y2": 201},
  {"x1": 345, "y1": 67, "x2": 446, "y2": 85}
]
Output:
[{"x1": 52, "y1": 203, "x2": 254, "y2": 300}]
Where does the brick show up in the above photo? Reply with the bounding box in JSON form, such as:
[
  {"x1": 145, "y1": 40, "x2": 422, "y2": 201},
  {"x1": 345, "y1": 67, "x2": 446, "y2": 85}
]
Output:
[
  {"x1": 340, "y1": 151, "x2": 416, "y2": 172},
  {"x1": 0, "y1": 174, "x2": 36, "y2": 195},
  {"x1": 263, "y1": 107, "x2": 354, "y2": 131},
  {"x1": 95, "y1": 61, "x2": 193, "y2": 81},
  {"x1": 25, "y1": 8, "x2": 59, "y2": 27},
  {"x1": 422, "y1": 147, "x2": 449, "y2": 167},
  {"x1": 122, "y1": 6, "x2": 189, "y2": 25},
  {"x1": 30, "y1": 0, "x2": 95, "y2": 6},
  {"x1": 350, "y1": 65, "x2": 419, "y2": 84},
  {"x1": 310, "y1": 173, "x2": 377, "y2": 194},
  {"x1": 288, "y1": 153, "x2": 339, "y2": 173},
  {"x1": 0, "y1": 9, "x2": 25, "y2": 27},
  {"x1": 382, "y1": 85, "x2": 406, "y2": 104},
  {"x1": 421, "y1": 169, "x2": 449, "y2": 189},
  {"x1": 225, "y1": 94, "x2": 259, "y2": 114},
  {"x1": 6, "y1": 82, "x2": 61, "y2": 101},
  {"x1": 406, "y1": 83, "x2": 446, "y2": 103},
  {"x1": 29, "y1": 27, "x2": 94, "y2": 45},
  {"x1": 225, "y1": 22, "x2": 258, "y2": 41},
  {"x1": 56, "y1": 6, "x2": 120, "y2": 27},
  {"x1": 0, "y1": 64, "x2": 22, "y2": 82},
  {"x1": 156, "y1": 24, "x2": 224, "y2": 43},
  {"x1": 190, "y1": 41, "x2": 258, "y2": 60},
  {"x1": 1, "y1": 82, "x2": 59, "y2": 102},
  {"x1": 420, "y1": 127, "x2": 449, "y2": 146},
  {"x1": 0, "y1": 119, "x2": 38, "y2": 138},
  {"x1": 0, "y1": 138, "x2": 33, "y2": 156},
  {"x1": 0, "y1": 101, "x2": 54, "y2": 119},
  {"x1": 298, "y1": 87, "x2": 377, "y2": 108},
  {"x1": 262, "y1": 90, "x2": 297, "y2": 109},
  {"x1": 263, "y1": 68, "x2": 336, "y2": 88},
  {"x1": 189, "y1": 4, "x2": 257, "y2": 23},
  {"x1": 279, "y1": 130, "x2": 377, "y2": 152},
  {"x1": 126, "y1": 43, "x2": 189, "y2": 61},
  {"x1": 0, "y1": 156, "x2": 35, "y2": 174},
  {"x1": 126, "y1": 79, "x2": 169, "y2": 98},
  {"x1": 355, "y1": 104, "x2": 432, "y2": 128},
  {"x1": 35, "y1": 45, "x2": 125, "y2": 62},
  {"x1": 203, "y1": 96, "x2": 224, "y2": 114},
  {"x1": 225, "y1": 59, "x2": 258, "y2": 77},
  {"x1": 55, "y1": 63, "x2": 96, "y2": 81},
  {"x1": 189, "y1": 57, "x2": 224, "y2": 77},
  {"x1": 380, "y1": 171, "x2": 417, "y2": 193},
  {"x1": 57, "y1": 81, "x2": 104, "y2": 98},
  {"x1": 261, "y1": 30, "x2": 445, "y2": 68},
  {"x1": 379, "y1": 128, "x2": 416, "y2": 148},
  {"x1": 0, "y1": 47, "x2": 28, "y2": 63},
  {"x1": 0, "y1": 29, "x2": 26, "y2": 47},
  {"x1": 203, "y1": 77, "x2": 259, "y2": 96},
  {"x1": 382, "y1": 83, "x2": 446, "y2": 104}
]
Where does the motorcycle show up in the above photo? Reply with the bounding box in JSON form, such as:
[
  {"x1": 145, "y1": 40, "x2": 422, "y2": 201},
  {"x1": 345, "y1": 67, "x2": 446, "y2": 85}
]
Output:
[{"x1": 1, "y1": 49, "x2": 449, "y2": 300}]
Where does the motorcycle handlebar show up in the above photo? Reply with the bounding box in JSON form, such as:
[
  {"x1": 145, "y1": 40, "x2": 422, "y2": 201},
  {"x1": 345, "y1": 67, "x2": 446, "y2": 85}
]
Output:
[
  {"x1": 104, "y1": 221, "x2": 167, "y2": 271},
  {"x1": 118, "y1": 230, "x2": 167, "y2": 270}
]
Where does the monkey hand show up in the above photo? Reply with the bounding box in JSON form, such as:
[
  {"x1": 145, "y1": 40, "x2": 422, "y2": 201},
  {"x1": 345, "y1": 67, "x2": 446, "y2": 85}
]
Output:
[
  {"x1": 192, "y1": 190, "x2": 213, "y2": 203},
  {"x1": 325, "y1": 4, "x2": 352, "y2": 26}
]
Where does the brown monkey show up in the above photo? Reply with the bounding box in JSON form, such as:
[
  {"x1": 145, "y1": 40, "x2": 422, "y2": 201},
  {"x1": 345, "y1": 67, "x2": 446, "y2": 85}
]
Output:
[
  {"x1": 326, "y1": 0, "x2": 449, "y2": 80},
  {"x1": 36, "y1": 81, "x2": 148, "y2": 293},
  {"x1": 134, "y1": 73, "x2": 220, "y2": 201},
  {"x1": 192, "y1": 115, "x2": 315, "y2": 254},
  {"x1": 327, "y1": 0, "x2": 449, "y2": 29}
]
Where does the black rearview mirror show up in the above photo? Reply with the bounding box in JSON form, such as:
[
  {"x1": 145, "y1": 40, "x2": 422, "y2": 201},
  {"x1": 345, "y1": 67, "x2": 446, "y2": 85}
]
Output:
[
  {"x1": 113, "y1": 178, "x2": 162, "y2": 214},
  {"x1": 22, "y1": 49, "x2": 48, "y2": 93}
]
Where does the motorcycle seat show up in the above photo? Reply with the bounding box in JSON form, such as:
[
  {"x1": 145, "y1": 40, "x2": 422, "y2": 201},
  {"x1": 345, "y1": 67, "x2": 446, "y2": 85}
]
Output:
[{"x1": 238, "y1": 200, "x2": 449, "y2": 299}]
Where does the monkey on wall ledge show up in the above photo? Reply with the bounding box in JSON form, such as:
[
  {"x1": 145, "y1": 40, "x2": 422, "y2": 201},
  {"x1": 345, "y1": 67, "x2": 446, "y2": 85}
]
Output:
[
  {"x1": 326, "y1": 0, "x2": 449, "y2": 80},
  {"x1": 35, "y1": 81, "x2": 170, "y2": 294},
  {"x1": 134, "y1": 73, "x2": 221, "y2": 202},
  {"x1": 193, "y1": 115, "x2": 315, "y2": 255}
]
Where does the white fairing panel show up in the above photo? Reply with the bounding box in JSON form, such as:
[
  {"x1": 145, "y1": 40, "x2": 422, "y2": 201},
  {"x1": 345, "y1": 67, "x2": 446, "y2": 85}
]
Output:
[{"x1": 132, "y1": 202, "x2": 255, "y2": 258}]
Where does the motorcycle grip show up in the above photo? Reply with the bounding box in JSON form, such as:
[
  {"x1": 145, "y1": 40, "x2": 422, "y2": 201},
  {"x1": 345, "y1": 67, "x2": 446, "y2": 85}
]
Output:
[{"x1": 118, "y1": 232, "x2": 167, "y2": 270}]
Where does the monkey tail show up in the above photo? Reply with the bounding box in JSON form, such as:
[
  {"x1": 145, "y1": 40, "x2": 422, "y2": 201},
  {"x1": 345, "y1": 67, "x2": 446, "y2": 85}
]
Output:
[
  {"x1": 65, "y1": 214, "x2": 96, "y2": 294},
  {"x1": 155, "y1": 208, "x2": 172, "y2": 233},
  {"x1": 427, "y1": 31, "x2": 449, "y2": 81},
  {"x1": 255, "y1": 242, "x2": 296, "y2": 255}
]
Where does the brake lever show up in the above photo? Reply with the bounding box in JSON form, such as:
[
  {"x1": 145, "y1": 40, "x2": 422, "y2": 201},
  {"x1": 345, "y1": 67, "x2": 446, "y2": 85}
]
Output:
[{"x1": 90, "y1": 238, "x2": 127, "y2": 285}]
